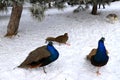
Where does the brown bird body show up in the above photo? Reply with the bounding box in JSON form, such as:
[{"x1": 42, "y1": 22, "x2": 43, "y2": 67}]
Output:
[
  {"x1": 18, "y1": 46, "x2": 50, "y2": 68},
  {"x1": 106, "y1": 13, "x2": 118, "y2": 23},
  {"x1": 46, "y1": 33, "x2": 69, "y2": 45}
]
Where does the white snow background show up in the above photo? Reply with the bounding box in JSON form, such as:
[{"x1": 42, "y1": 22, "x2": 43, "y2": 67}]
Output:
[{"x1": 0, "y1": 1, "x2": 120, "y2": 80}]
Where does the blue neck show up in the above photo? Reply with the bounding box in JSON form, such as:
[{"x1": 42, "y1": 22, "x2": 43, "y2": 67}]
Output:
[
  {"x1": 95, "y1": 40, "x2": 107, "y2": 60},
  {"x1": 97, "y1": 41, "x2": 106, "y2": 54},
  {"x1": 47, "y1": 45, "x2": 59, "y2": 61}
]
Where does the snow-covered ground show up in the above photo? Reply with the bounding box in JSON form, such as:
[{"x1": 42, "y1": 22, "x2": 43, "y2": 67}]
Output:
[{"x1": 0, "y1": 1, "x2": 120, "y2": 80}]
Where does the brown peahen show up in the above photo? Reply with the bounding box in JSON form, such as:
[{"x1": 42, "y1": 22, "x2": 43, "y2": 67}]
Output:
[{"x1": 45, "y1": 33, "x2": 70, "y2": 45}]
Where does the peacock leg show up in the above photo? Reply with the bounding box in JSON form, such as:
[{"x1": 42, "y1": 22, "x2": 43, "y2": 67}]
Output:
[
  {"x1": 96, "y1": 67, "x2": 101, "y2": 76},
  {"x1": 65, "y1": 43, "x2": 70, "y2": 46},
  {"x1": 43, "y1": 67, "x2": 47, "y2": 73}
]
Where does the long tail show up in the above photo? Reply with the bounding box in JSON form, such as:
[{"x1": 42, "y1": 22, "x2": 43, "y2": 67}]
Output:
[
  {"x1": 17, "y1": 64, "x2": 28, "y2": 68},
  {"x1": 45, "y1": 37, "x2": 55, "y2": 43},
  {"x1": 18, "y1": 62, "x2": 41, "y2": 68}
]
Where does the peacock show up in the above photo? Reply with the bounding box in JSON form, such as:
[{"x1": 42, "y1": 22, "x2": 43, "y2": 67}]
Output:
[
  {"x1": 87, "y1": 37, "x2": 109, "y2": 75},
  {"x1": 18, "y1": 42, "x2": 59, "y2": 73}
]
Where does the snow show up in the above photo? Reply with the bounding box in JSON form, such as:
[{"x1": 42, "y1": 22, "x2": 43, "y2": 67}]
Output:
[{"x1": 0, "y1": 1, "x2": 120, "y2": 80}]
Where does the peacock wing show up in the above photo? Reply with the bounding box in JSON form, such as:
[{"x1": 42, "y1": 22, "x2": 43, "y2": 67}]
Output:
[
  {"x1": 87, "y1": 48, "x2": 97, "y2": 60},
  {"x1": 18, "y1": 46, "x2": 50, "y2": 68}
]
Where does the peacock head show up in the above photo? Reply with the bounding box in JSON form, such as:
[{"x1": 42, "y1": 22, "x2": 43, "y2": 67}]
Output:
[
  {"x1": 48, "y1": 41, "x2": 53, "y2": 46},
  {"x1": 99, "y1": 37, "x2": 105, "y2": 42},
  {"x1": 98, "y1": 37, "x2": 106, "y2": 49}
]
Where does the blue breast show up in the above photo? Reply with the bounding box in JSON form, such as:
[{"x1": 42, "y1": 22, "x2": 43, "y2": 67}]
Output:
[{"x1": 47, "y1": 43, "x2": 59, "y2": 62}]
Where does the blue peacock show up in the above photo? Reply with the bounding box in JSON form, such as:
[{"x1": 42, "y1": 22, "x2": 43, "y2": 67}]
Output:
[
  {"x1": 18, "y1": 42, "x2": 59, "y2": 73},
  {"x1": 87, "y1": 37, "x2": 109, "y2": 75}
]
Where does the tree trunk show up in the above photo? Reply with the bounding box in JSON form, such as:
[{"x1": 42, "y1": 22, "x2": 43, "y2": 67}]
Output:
[
  {"x1": 99, "y1": 4, "x2": 105, "y2": 9},
  {"x1": 5, "y1": 3, "x2": 23, "y2": 37},
  {"x1": 48, "y1": 3, "x2": 52, "y2": 8},
  {"x1": 91, "y1": 4, "x2": 97, "y2": 15}
]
